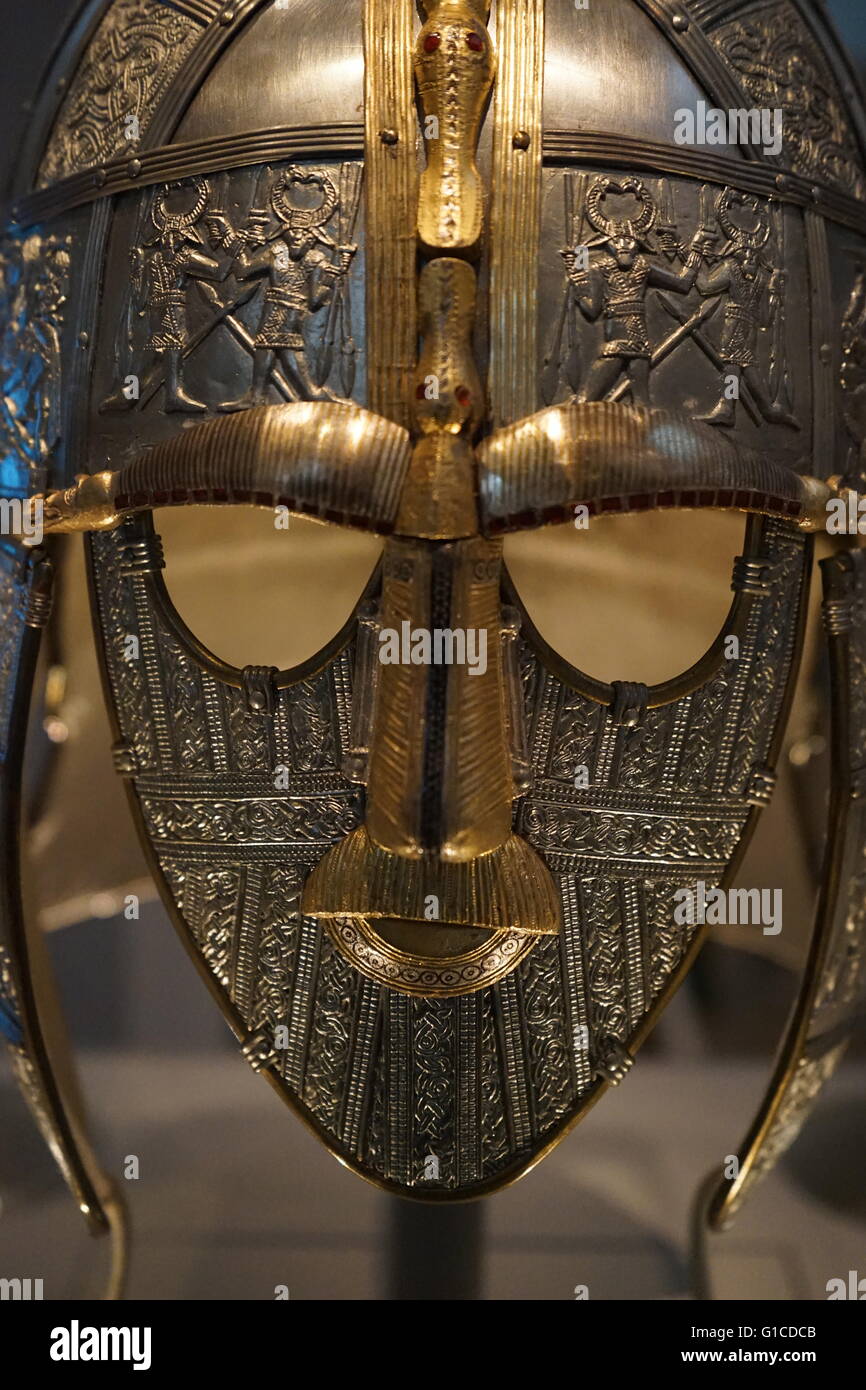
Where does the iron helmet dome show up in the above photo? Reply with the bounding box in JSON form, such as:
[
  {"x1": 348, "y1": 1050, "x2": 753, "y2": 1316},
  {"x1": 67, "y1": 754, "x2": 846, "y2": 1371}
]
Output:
[{"x1": 1, "y1": 0, "x2": 865, "y2": 1277}]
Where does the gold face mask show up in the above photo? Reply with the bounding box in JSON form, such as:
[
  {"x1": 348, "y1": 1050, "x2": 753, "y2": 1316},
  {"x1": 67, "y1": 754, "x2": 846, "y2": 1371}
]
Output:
[{"x1": 2, "y1": 0, "x2": 866, "y2": 1277}]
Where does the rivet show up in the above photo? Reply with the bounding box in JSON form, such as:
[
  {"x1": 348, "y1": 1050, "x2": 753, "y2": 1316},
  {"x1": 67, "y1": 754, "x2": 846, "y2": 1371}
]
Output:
[
  {"x1": 672, "y1": 13, "x2": 689, "y2": 31},
  {"x1": 379, "y1": 128, "x2": 398, "y2": 145},
  {"x1": 94, "y1": 168, "x2": 107, "y2": 188},
  {"x1": 128, "y1": 158, "x2": 142, "y2": 177},
  {"x1": 77, "y1": 331, "x2": 89, "y2": 349},
  {"x1": 219, "y1": 6, "x2": 236, "y2": 24},
  {"x1": 512, "y1": 129, "x2": 530, "y2": 150},
  {"x1": 820, "y1": 343, "x2": 832, "y2": 366}
]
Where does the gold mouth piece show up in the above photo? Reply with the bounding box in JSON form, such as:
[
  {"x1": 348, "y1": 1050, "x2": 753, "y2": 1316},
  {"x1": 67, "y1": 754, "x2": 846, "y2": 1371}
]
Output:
[
  {"x1": 324, "y1": 916, "x2": 535, "y2": 998},
  {"x1": 302, "y1": 826, "x2": 561, "y2": 937}
]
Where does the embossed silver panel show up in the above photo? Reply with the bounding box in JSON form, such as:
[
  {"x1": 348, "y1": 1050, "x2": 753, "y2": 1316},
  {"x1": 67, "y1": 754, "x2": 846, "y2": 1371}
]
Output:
[{"x1": 87, "y1": 508, "x2": 808, "y2": 1192}]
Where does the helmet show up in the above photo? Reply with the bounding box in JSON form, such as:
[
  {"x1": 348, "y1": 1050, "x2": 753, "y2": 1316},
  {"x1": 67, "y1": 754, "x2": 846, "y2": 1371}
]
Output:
[{"x1": 3, "y1": 0, "x2": 866, "y2": 1283}]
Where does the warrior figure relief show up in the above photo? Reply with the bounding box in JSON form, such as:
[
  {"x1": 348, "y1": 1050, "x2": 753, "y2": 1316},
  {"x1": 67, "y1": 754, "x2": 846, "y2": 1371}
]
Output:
[
  {"x1": 207, "y1": 167, "x2": 357, "y2": 408},
  {"x1": 562, "y1": 177, "x2": 713, "y2": 406},
  {"x1": 695, "y1": 191, "x2": 796, "y2": 429},
  {"x1": 556, "y1": 178, "x2": 797, "y2": 430},
  {"x1": 132, "y1": 179, "x2": 228, "y2": 413}
]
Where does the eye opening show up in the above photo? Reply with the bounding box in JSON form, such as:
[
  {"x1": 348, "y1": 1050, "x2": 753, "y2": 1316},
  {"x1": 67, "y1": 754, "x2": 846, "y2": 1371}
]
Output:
[
  {"x1": 151, "y1": 507, "x2": 383, "y2": 676},
  {"x1": 503, "y1": 508, "x2": 752, "y2": 695}
]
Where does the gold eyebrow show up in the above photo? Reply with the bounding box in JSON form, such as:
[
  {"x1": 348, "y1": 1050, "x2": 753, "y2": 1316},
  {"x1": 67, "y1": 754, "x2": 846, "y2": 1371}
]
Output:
[{"x1": 477, "y1": 402, "x2": 831, "y2": 534}]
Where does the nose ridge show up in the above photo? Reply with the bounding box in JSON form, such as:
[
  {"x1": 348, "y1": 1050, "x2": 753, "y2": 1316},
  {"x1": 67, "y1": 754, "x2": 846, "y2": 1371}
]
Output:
[
  {"x1": 301, "y1": 533, "x2": 562, "y2": 939},
  {"x1": 365, "y1": 534, "x2": 514, "y2": 862}
]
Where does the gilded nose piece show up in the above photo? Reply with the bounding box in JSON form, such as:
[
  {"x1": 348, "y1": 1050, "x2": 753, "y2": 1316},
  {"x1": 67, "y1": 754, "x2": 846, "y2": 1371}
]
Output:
[
  {"x1": 301, "y1": 0, "x2": 561, "y2": 991},
  {"x1": 300, "y1": 534, "x2": 563, "y2": 995}
]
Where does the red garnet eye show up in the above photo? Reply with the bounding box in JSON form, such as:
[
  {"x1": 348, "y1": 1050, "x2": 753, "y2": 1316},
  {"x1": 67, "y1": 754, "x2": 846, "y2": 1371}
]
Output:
[
  {"x1": 423, "y1": 32, "x2": 441, "y2": 52},
  {"x1": 456, "y1": 385, "x2": 472, "y2": 407},
  {"x1": 466, "y1": 32, "x2": 484, "y2": 52}
]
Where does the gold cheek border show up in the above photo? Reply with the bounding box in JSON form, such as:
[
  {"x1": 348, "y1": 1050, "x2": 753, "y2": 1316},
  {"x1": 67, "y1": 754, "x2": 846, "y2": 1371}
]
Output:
[{"x1": 325, "y1": 917, "x2": 534, "y2": 997}]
